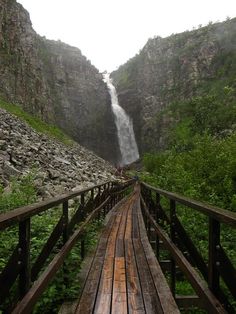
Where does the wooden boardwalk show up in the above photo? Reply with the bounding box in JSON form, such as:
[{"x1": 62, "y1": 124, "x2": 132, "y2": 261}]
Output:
[
  {"x1": 1, "y1": 180, "x2": 234, "y2": 313},
  {"x1": 75, "y1": 186, "x2": 179, "y2": 314}
]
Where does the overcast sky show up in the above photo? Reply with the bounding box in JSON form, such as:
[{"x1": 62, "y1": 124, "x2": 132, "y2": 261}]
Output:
[{"x1": 17, "y1": 0, "x2": 236, "y2": 72}]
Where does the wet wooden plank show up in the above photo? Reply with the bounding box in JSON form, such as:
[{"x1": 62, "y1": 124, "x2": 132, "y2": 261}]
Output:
[
  {"x1": 93, "y1": 205, "x2": 126, "y2": 313},
  {"x1": 93, "y1": 258, "x2": 113, "y2": 314},
  {"x1": 111, "y1": 257, "x2": 127, "y2": 314},
  {"x1": 136, "y1": 197, "x2": 180, "y2": 314},
  {"x1": 115, "y1": 201, "x2": 128, "y2": 258},
  {"x1": 76, "y1": 187, "x2": 181, "y2": 314},
  {"x1": 125, "y1": 201, "x2": 145, "y2": 313},
  {"x1": 110, "y1": 197, "x2": 132, "y2": 313},
  {"x1": 132, "y1": 201, "x2": 163, "y2": 314},
  {"x1": 75, "y1": 202, "x2": 122, "y2": 313}
]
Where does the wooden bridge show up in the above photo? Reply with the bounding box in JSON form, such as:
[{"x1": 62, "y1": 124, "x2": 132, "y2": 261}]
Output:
[{"x1": 0, "y1": 179, "x2": 236, "y2": 313}]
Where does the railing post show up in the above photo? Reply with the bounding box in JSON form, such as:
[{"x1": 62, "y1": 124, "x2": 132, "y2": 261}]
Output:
[
  {"x1": 107, "y1": 183, "x2": 113, "y2": 212},
  {"x1": 63, "y1": 200, "x2": 69, "y2": 287},
  {"x1": 208, "y1": 218, "x2": 220, "y2": 296},
  {"x1": 19, "y1": 218, "x2": 31, "y2": 298},
  {"x1": 155, "y1": 192, "x2": 160, "y2": 259},
  {"x1": 80, "y1": 193, "x2": 85, "y2": 259},
  {"x1": 147, "y1": 200, "x2": 151, "y2": 240},
  {"x1": 96, "y1": 188, "x2": 101, "y2": 219},
  {"x1": 140, "y1": 186, "x2": 147, "y2": 227},
  {"x1": 147, "y1": 190, "x2": 153, "y2": 240},
  {"x1": 101, "y1": 186, "x2": 105, "y2": 202},
  {"x1": 81, "y1": 193, "x2": 85, "y2": 210},
  {"x1": 115, "y1": 190, "x2": 117, "y2": 205},
  {"x1": 81, "y1": 235, "x2": 85, "y2": 260},
  {"x1": 91, "y1": 188, "x2": 94, "y2": 202},
  {"x1": 97, "y1": 187, "x2": 101, "y2": 205},
  {"x1": 103, "y1": 192, "x2": 107, "y2": 219},
  {"x1": 63, "y1": 201, "x2": 69, "y2": 243},
  {"x1": 112, "y1": 193, "x2": 115, "y2": 208},
  {"x1": 170, "y1": 199, "x2": 176, "y2": 297},
  {"x1": 144, "y1": 189, "x2": 149, "y2": 230},
  {"x1": 103, "y1": 186, "x2": 108, "y2": 217}
]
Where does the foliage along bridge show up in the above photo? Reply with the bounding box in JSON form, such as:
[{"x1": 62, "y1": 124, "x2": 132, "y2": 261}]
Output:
[{"x1": 0, "y1": 179, "x2": 236, "y2": 313}]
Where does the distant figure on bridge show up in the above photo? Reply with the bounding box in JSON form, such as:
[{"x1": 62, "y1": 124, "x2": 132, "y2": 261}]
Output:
[
  {"x1": 115, "y1": 165, "x2": 123, "y2": 176},
  {"x1": 133, "y1": 174, "x2": 139, "y2": 181}
]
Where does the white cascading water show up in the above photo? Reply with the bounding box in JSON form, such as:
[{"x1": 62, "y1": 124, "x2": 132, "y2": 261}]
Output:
[{"x1": 103, "y1": 73, "x2": 139, "y2": 166}]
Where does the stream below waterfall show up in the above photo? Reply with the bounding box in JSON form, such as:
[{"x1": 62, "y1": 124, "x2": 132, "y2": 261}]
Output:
[{"x1": 103, "y1": 73, "x2": 139, "y2": 166}]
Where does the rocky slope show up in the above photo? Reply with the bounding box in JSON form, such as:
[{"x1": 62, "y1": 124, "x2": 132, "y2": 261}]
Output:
[
  {"x1": 112, "y1": 18, "x2": 236, "y2": 152},
  {"x1": 0, "y1": 108, "x2": 116, "y2": 200},
  {"x1": 0, "y1": 0, "x2": 119, "y2": 163}
]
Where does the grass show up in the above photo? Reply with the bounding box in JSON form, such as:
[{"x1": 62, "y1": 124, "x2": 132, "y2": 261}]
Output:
[{"x1": 0, "y1": 99, "x2": 74, "y2": 145}]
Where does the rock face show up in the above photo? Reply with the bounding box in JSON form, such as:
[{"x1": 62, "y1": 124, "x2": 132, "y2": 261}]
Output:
[
  {"x1": 112, "y1": 18, "x2": 236, "y2": 153},
  {"x1": 0, "y1": 108, "x2": 116, "y2": 200},
  {"x1": 0, "y1": 0, "x2": 119, "y2": 163}
]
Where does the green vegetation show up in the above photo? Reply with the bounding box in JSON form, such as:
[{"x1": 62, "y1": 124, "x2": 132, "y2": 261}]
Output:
[
  {"x1": 143, "y1": 132, "x2": 236, "y2": 209},
  {"x1": 111, "y1": 53, "x2": 142, "y2": 90},
  {"x1": 0, "y1": 172, "x2": 37, "y2": 214},
  {"x1": 0, "y1": 99, "x2": 73, "y2": 145},
  {"x1": 0, "y1": 173, "x2": 103, "y2": 313},
  {"x1": 0, "y1": 172, "x2": 38, "y2": 279},
  {"x1": 140, "y1": 84, "x2": 236, "y2": 311},
  {"x1": 143, "y1": 82, "x2": 236, "y2": 207}
]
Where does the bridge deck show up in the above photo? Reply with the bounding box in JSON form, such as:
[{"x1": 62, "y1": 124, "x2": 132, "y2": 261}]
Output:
[{"x1": 75, "y1": 186, "x2": 179, "y2": 314}]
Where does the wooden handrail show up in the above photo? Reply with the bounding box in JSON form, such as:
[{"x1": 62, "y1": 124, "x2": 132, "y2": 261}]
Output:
[
  {"x1": 1, "y1": 178, "x2": 235, "y2": 312},
  {"x1": 141, "y1": 181, "x2": 236, "y2": 312},
  {"x1": 0, "y1": 181, "x2": 113, "y2": 230},
  {"x1": 12, "y1": 196, "x2": 111, "y2": 314},
  {"x1": 140, "y1": 195, "x2": 227, "y2": 314},
  {"x1": 141, "y1": 182, "x2": 236, "y2": 227},
  {"x1": 0, "y1": 179, "x2": 134, "y2": 312}
]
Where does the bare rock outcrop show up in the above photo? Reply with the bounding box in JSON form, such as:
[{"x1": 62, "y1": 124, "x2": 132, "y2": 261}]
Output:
[
  {"x1": 0, "y1": 108, "x2": 116, "y2": 200},
  {"x1": 112, "y1": 18, "x2": 236, "y2": 152},
  {"x1": 0, "y1": 0, "x2": 119, "y2": 163}
]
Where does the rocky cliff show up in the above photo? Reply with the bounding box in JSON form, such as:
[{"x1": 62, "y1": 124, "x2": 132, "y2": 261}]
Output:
[
  {"x1": 112, "y1": 18, "x2": 236, "y2": 153},
  {"x1": 0, "y1": 0, "x2": 119, "y2": 163},
  {"x1": 0, "y1": 108, "x2": 116, "y2": 200}
]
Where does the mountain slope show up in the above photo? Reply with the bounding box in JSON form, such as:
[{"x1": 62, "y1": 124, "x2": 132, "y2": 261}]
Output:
[
  {"x1": 0, "y1": 0, "x2": 119, "y2": 162},
  {"x1": 112, "y1": 18, "x2": 236, "y2": 153},
  {"x1": 0, "y1": 106, "x2": 115, "y2": 200}
]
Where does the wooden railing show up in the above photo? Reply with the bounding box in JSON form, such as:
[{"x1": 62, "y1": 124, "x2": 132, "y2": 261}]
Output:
[
  {"x1": 140, "y1": 182, "x2": 236, "y2": 313},
  {"x1": 0, "y1": 179, "x2": 134, "y2": 313},
  {"x1": 1, "y1": 178, "x2": 235, "y2": 313}
]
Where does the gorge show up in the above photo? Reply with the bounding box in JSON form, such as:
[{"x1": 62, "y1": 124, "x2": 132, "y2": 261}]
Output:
[
  {"x1": 0, "y1": 0, "x2": 236, "y2": 165},
  {"x1": 0, "y1": 3, "x2": 236, "y2": 312}
]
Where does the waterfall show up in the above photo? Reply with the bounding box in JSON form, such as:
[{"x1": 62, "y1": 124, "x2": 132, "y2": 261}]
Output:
[{"x1": 103, "y1": 73, "x2": 139, "y2": 166}]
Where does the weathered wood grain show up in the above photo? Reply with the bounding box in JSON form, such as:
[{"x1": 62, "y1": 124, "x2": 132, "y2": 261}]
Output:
[
  {"x1": 76, "y1": 186, "x2": 179, "y2": 314},
  {"x1": 93, "y1": 205, "x2": 125, "y2": 313}
]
